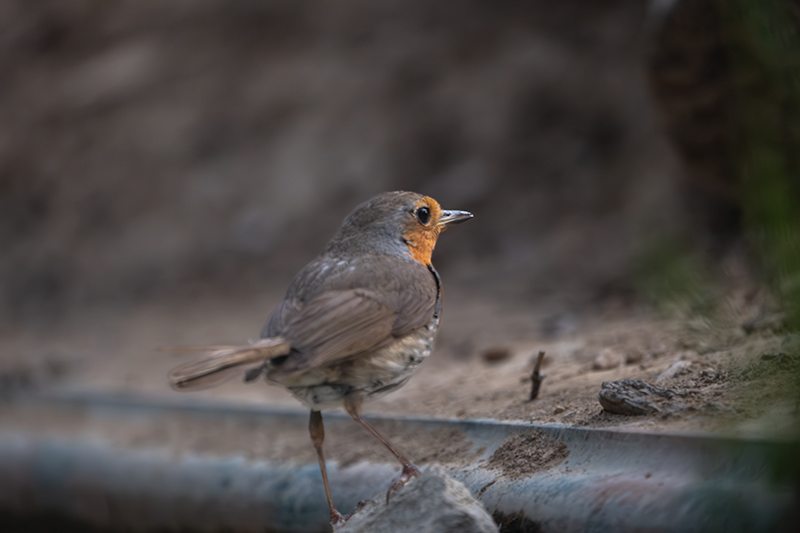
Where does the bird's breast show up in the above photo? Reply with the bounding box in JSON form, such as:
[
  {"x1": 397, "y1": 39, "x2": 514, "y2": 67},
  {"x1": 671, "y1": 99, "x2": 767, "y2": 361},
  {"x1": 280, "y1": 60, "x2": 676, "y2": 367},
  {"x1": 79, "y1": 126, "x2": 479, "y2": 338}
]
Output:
[{"x1": 283, "y1": 318, "x2": 440, "y2": 410}]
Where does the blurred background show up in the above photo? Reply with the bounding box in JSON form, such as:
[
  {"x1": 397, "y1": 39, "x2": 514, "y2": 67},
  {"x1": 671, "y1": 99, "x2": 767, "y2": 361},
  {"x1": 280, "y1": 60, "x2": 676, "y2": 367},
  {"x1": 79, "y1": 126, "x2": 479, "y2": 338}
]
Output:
[
  {"x1": 1, "y1": 0, "x2": 692, "y2": 321},
  {"x1": 1, "y1": 0, "x2": 800, "y2": 530},
  {"x1": 1, "y1": 0, "x2": 798, "y2": 398}
]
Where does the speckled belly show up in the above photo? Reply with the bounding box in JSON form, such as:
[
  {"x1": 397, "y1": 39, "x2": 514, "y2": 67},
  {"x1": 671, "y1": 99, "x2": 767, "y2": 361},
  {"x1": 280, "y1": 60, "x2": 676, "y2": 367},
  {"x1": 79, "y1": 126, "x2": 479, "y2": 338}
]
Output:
[{"x1": 282, "y1": 319, "x2": 439, "y2": 411}]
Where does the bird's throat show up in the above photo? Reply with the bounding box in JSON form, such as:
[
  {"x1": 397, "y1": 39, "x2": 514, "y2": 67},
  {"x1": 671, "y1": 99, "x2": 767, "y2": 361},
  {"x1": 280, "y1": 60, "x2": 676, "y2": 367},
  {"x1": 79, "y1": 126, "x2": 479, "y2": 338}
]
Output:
[{"x1": 403, "y1": 228, "x2": 440, "y2": 266}]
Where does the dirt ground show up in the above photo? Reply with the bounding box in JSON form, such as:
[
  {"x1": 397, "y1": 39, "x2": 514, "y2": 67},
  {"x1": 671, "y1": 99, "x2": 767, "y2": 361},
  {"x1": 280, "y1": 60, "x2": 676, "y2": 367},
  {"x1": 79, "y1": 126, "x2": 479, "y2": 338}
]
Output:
[
  {"x1": 1, "y1": 248, "x2": 796, "y2": 457},
  {"x1": 1, "y1": 1, "x2": 798, "y2": 477}
]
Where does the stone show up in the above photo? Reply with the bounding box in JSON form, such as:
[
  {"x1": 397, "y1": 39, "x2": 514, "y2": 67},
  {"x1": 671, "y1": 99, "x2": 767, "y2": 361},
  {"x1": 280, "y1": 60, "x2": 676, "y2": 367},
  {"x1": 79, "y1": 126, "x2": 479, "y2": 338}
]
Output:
[
  {"x1": 624, "y1": 348, "x2": 645, "y2": 364},
  {"x1": 592, "y1": 348, "x2": 624, "y2": 371},
  {"x1": 656, "y1": 360, "x2": 692, "y2": 382},
  {"x1": 481, "y1": 346, "x2": 511, "y2": 363},
  {"x1": 338, "y1": 466, "x2": 497, "y2": 533},
  {"x1": 599, "y1": 379, "x2": 689, "y2": 416}
]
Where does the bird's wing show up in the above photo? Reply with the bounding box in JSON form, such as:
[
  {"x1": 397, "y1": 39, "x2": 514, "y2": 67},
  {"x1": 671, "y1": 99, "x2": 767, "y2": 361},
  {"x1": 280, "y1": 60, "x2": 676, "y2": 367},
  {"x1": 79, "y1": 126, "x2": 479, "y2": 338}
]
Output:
[
  {"x1": 262, "y1": 255, "x2": 440, "y2": 378},
  {"x1": 270, "y1": 288, "x2": 396, "y2": 376},
  {"x1": 390, "y1": 265, "x2": 440, "y2": 336}
]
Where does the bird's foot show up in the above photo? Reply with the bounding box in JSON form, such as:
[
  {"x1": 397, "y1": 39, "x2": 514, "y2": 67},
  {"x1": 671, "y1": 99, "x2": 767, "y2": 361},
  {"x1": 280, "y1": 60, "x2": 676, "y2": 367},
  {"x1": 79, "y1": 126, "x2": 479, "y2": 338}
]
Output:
[
  {"x1": 330, "y1": 509, "x2": 346, "y2": 530},
  {"x1": 386, "y1": 464, "x2": 420, "y2": 503},
  {"x1": 330, "y1": 500, "x2": 370, "y2": 531}
]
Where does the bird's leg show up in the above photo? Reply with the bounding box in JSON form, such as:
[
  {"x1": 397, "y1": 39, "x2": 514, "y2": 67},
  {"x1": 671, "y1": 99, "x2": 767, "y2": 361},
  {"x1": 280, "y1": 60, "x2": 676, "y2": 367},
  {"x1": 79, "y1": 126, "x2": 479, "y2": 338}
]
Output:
[
  {"x1": 309, "y1": 410, "x2": 346, "y2": 529},
  {"x1": 343, "y1": 394, "x2": 420, "y2": 503}
]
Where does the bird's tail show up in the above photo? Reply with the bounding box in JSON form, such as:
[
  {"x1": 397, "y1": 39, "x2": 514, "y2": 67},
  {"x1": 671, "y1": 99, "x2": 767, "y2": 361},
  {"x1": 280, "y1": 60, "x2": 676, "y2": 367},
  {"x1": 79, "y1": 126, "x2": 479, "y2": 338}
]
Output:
[{"x1": 166, "y1": 337, "x2": 291, "y2": 391}]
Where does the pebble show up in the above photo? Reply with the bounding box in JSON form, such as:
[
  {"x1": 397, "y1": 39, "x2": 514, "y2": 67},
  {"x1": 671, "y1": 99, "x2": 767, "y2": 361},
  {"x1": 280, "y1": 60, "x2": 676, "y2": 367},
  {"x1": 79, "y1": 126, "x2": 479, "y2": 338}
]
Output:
[
  {"x1": 481, "y1": 346, "x2": 511, "y2": 363},
  {"x1": 656, "y1": 360, "x2": 692, "y2": 382},
  {"x1": 592, "y1": 348, "x2": 624, "y2": 371},
  {"x1": 624, "y1": 348, "x2": 645, "y2": 364}
]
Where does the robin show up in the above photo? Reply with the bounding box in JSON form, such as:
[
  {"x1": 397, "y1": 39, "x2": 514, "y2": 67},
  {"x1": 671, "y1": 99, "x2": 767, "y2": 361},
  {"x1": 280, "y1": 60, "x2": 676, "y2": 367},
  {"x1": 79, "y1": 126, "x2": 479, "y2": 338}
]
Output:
[{"x1": 168, "y1": 191, "x2": 472, "y2": 528}]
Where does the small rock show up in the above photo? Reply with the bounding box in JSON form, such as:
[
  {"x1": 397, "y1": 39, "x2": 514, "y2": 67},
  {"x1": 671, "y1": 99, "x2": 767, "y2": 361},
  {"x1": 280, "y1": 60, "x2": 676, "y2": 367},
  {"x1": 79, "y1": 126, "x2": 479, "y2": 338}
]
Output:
[
  {"x1": 656, "y1": 360, "x2": 691, "y2": 382},
  {"x1": 599, "y1": 379, "x2": 688, "y2": 416},
  {"x1": 699, "y1": 368, "x2": 725, "y2": 383},
  {"x1": 592, "y1": 348, "x2": 624, "y2": 371},
  {"x1": 553, "y1": 405, "x2": 565, "y2": 414},
  {"x1": 624, "y1": 349, "x2": 645, "y2": 365},
  {"x1": 339, "y1": 466, "x2": 497, "y2": 533},
  {"x1": 481, "y1": 347, "x2": 511, "y2": 363},
  {"x1": 539, "y1": 312, "x2": 578, "y2": 338}
]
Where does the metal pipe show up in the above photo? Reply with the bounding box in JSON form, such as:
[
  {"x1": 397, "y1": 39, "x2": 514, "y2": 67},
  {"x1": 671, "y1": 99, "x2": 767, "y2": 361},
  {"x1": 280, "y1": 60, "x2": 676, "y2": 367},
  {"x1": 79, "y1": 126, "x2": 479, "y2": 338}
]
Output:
[{"x1": 0, "y1": 390, "x2": 794, "y2": 532}]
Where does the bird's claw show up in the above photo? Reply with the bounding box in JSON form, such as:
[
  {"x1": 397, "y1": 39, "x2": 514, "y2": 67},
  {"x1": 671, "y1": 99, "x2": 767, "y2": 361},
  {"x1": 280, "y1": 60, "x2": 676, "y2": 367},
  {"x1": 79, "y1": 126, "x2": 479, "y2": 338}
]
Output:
[
  {"x1": 385, "y1": 464, "x2": 420, "y2": 504},
  {"x1": 330, "y1": 509, "x2": 346, "y2": 530},
  {"x1": 330, "y1": 499, "x2": 372, "y2": 531}
]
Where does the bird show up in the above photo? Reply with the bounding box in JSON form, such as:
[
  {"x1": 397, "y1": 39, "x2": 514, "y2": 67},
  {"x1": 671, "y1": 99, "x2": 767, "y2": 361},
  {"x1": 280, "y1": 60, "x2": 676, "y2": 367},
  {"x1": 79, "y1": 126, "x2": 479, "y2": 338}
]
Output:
[{"x1": 167, "y1": 191, "x2": 472, "y2": 529}]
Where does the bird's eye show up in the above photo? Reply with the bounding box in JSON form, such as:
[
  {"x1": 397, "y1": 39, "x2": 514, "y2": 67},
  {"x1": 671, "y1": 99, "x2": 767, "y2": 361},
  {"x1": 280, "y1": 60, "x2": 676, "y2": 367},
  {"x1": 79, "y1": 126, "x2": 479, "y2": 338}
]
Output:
[{"x1": 416, "y1": 206, "x2": 431, "y2": 225}]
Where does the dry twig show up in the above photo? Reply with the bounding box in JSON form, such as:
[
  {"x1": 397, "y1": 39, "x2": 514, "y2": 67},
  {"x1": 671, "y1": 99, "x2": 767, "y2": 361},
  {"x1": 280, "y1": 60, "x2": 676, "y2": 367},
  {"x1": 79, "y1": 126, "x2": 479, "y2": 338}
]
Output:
[{"x1": 529, "y1": 351, "x2": 546, "y2": 401}]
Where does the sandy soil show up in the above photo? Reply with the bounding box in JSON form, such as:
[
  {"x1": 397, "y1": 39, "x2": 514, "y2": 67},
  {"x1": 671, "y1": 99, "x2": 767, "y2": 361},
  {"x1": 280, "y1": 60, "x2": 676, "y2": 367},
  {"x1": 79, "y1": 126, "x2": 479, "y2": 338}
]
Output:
[
  {"x1": 6, "y1": 0, "x2": 791, "y2": 469},
  {"x1": 1, "y1": 269, "x2": 796, "y2": 451}
]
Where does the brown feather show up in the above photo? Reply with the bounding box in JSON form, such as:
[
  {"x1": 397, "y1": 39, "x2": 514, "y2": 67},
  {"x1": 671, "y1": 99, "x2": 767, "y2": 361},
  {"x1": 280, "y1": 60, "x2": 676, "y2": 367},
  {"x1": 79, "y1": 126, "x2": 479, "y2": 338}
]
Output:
[
  {"x1": 168, "y1": 338, "x2": 290, "y2": 391},
  {"x1": 269, "y1": 289, "x2": 395, "y2": 377},
  {"x1": 261, "y1": 254, "x2": 438, "y2": 380}
]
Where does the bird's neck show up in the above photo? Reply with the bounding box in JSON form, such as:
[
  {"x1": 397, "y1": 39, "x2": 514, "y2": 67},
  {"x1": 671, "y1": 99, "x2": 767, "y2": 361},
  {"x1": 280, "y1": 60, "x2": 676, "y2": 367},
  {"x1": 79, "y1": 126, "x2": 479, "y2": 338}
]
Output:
[{"x1": 402, "y1": 228, "x2": 440, "y2": 266}]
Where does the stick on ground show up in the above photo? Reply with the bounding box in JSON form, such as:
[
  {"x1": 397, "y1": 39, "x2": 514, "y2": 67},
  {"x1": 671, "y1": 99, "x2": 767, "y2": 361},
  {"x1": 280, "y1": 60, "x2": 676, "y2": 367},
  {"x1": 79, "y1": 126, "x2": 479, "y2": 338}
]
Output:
[{"x1": 529, "y1": 351, "x2": 546, "y2": 401}]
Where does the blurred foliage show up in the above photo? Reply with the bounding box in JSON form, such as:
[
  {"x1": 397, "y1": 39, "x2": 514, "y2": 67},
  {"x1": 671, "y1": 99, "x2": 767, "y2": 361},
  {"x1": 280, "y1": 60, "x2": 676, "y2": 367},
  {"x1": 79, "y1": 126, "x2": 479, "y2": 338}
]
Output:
[
  {"x1": 635, "y1": 236, "x2": 716, "y2": 317},
  {"x1": 720, "y1": 0, "x2": 800, "y2": 517},
  {"x1": 644, "y1": 3, "x2": 800, "y2": 513},
  {"x1": 722, "y1": 0, "x2": 800, "y2": 332}
]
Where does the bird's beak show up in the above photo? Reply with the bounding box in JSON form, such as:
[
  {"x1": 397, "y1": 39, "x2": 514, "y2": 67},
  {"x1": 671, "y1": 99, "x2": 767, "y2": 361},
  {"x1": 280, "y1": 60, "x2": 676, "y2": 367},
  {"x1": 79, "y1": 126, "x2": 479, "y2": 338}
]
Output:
[{"x1": 438, "y1": 210, "x2": 473, "y2": 227}]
